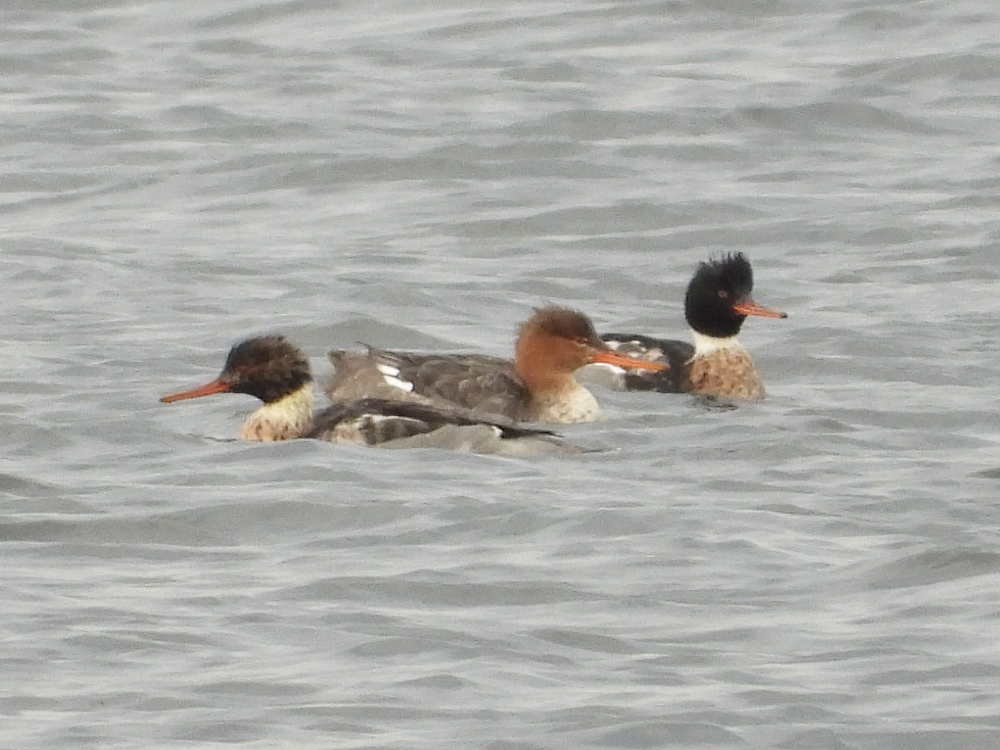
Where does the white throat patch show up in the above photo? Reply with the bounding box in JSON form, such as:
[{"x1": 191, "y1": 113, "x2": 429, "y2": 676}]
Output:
[{"x1": 691, "y1": 331, "x2": 744, "y2": 358}]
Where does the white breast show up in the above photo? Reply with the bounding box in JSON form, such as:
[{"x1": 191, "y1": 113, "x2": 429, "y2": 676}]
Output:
[{"x1": 691, "y1": 331, "x2": 744, "y2": 358}]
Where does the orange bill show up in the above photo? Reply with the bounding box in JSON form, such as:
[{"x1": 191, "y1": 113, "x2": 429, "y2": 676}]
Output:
[
  {"x1": 160, "y1": 377, "x2": 231, "y2": 403},
  {"x1": 732, "y1": 298, "x2": 788, "y2": 319},
  {"x1": 589, "y1": 351, "x2": 668, "y2": 371}
]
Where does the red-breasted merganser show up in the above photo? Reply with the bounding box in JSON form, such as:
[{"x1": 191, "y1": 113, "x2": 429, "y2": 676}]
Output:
[
  {"x1": 325, "y1": 306, "x2": 668, "y2": 424},
  {"x1": 585, "y1": 253, "x2": 787, "y2": 401},
  {"x1": 159, "y1": 335, "x2": 565, "y2": 449}
]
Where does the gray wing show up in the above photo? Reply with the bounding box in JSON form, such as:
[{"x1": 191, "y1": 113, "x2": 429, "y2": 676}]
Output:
[{"x1": 327, "y1": 347, "x2": 528, "y2": 420}]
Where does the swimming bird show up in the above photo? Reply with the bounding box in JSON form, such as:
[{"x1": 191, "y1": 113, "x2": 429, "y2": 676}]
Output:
[
  {"x1": 159, "y1": 335, "x2": 567, "y2": 450},
  {"x1": 584, "y1": 253, "x2": 787, "y2": 401},
  {"x1": 325, "y1": 306, "x2": 668, "y2": 424}
]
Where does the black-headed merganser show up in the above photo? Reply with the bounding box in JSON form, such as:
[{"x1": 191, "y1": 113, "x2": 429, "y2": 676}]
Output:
[{"x1": 589, "y1": 253, "x2": 787, "y2": 401}]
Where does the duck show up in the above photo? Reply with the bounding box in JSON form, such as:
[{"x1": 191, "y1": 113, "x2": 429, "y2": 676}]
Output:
[
  {"x1": 583, "y1": 253, "x2": 787, "y2": 401},
  {"x1": 325, "y1": 306, "x2": 668, "y2": 424},
  {"x1": 159, "y1": 335, "x2": 570, "y2": 451}
]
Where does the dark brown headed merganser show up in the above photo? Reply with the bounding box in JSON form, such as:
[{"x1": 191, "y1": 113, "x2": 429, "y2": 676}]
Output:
[
  {"x1": 159, "y1": 336, "x2": 562, "y2": 447},
  {"x1": 591, "y1": 254, "x2": 787, "y2": 401},
  {"x1": 325, "y1": 306, "x2": 668, "y2": 424}
]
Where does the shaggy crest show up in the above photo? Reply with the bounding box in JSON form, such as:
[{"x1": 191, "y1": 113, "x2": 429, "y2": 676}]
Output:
[
  {"x1": 685, "y1": 253, "x2": 756, "y2": 338},
  {"x1": 220, "y1": 335, "x2": 312, "y2": 403},
  {"x1": 524, "y1": 307, "x2": 602, "y2": 347}
]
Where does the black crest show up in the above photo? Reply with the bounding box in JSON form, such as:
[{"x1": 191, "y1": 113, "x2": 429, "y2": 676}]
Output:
[
  {"x1": 528, "y1": 307, "x2": 601, "y2": 346},
  {"x1": 685, "y1": 253, "x2": 755, "y2": 338}
]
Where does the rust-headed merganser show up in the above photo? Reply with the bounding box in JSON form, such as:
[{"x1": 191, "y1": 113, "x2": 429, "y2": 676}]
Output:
[
  {"x1": 325, "y1": 306, "x2": 668, "y2": 424},
  {"x1": 585, "y1": 253, "x2": 787, "y2": 401},
  {"x1": 159, "y1": 335, "x2": 565, "y2": 449}
]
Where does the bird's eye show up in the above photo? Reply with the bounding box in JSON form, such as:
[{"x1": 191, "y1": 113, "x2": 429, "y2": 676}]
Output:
[{"x1": 718, "y1": 290, "x2": 728, "y2": 299}]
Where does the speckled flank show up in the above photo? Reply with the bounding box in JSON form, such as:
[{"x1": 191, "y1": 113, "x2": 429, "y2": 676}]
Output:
[
  {"x1": 357, "y1": 414, "x2": 430, "y2": 445},
  {"x1": 237, "y1": 385, "x2": 314, "y2": 442},
  {"x1": 686, "y1": 348, "x2": 765, "y2": 401},
  {"x1": 322, "y1": 414, "x2": 427, "y2": 445}
]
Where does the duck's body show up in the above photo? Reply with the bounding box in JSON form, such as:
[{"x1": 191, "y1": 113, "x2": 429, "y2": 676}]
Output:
[
  {"x1": 582, "y1": 254, "x2": 786, "y2": 401},
  {"x1": 599, "y1": 332, "x2": 767, "y2": 401},
  {"x1": 308, "y1": 397, "x2": 559, "y2": 446},
  {"x1": 326, "y1": 307, "x2": 667, "y2": 423},
  {"x1": 160, "y1": 336, "x2": 568, "y2": 452}
]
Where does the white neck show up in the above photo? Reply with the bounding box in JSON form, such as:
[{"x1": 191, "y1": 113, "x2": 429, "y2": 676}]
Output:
[
  {"x1": 691, "y1": 330, "x2": 744, "y2": 358},
  {"x1": 534, "y1": 381, "x2": 601, "y2": 424},
  {"x1": 239, "y1": 384, "x2": 314, "y2": 442}
]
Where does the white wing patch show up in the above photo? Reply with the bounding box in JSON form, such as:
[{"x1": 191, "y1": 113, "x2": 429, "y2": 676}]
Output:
[
  {"x1": 605, "y1": 339, "x2": 665, "y2": 360},
  {"x1": 376, "y1": 363, "x2": 414, "y2": 392},
  {"x1": 364, "y1": 413, "x2": 421, "y2": 427}
]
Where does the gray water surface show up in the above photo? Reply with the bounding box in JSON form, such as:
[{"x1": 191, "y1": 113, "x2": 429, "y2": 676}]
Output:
[{"x1": 3, "y1": 1, "x2": 1000, "y2": 748}]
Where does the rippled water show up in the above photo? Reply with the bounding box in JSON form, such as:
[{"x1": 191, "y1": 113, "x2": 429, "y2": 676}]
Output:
[{"x1": 4, "y1": 1, "x2": 1000, "y2": 748}]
